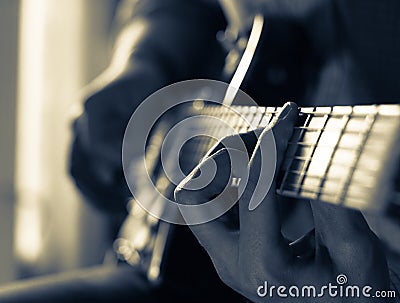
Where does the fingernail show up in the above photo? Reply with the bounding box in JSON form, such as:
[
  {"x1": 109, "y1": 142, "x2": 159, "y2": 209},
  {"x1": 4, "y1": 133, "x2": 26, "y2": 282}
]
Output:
[{"x1": 278, "y1": 102, "x2": 293, "y2": 120}]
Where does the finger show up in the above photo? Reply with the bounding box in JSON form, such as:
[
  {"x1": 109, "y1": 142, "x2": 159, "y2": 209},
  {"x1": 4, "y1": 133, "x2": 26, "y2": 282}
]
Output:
[
  {"x1": 174, "y1": 149, "x2": 239, "y2": 272},
  {"x1": 310, "y1": 202, "x2": 380, "y2": 268},
  {"x1": 238, "y1": 102, "x2": 299, "y2": 265}
]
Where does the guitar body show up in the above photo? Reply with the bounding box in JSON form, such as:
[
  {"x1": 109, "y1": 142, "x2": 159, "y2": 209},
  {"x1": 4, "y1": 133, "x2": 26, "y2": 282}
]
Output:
[{"x1": 115, "y1": 105, "x2": 237, "y2": 295}]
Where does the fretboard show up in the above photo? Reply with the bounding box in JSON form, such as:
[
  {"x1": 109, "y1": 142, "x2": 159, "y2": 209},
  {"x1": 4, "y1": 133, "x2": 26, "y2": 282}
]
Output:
[
  {"x1": 184, "y1": 102, "x2": 400, "y2": 214},
  {"x1": 115, "y1": 101, "x2": 400, "y2": 282}
]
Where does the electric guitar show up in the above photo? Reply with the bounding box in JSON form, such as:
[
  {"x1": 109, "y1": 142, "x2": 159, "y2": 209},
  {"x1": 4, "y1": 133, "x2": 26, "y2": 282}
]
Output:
[
  {"x1": 114, "y1": 12, "x2": 400, "y2": 285},
  {"x1": 115, "y1": 100, "x2": 400, "y2": 283}
]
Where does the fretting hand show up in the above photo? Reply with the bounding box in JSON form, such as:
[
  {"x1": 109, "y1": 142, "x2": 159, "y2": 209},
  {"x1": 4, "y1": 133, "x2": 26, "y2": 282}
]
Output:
[{"x1": 175, "y1": 102, "x2": 392, "y2": 303}]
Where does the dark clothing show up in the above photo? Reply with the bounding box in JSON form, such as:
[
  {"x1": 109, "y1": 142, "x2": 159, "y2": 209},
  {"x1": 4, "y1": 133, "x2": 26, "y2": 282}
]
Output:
[{"x1": 0, "y1": 264, "x2": 240, "y2": 303}]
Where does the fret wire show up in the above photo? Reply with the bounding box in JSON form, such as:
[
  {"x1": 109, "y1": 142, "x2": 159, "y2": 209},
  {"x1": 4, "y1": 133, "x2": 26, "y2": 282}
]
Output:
[
  {"x1": 215, "y1": 105, "x2": 228, "y2": 129},
  {"x1": 282, "y1": 182, "x2": 374, "y2": 198},
  {"x1": 198, "y1": 106, "x2": 375, "y2": 122},
  {"x1": 285, "y1": 153, "x2": 354, "y2": 166},
  {"x1": 243, "y1": 109, "x2": 257, "y2": 130},
  {"x1": 246, "y1": 113, "x2": 258, "y2": 131},
  {"x1": 195, "y1": 105, "x2": 239, "y2": 164},
  {"x1": 260, "y1": 109, "x2": 275, "y2": 127},
  {"x1": 189, "y1": 110, "x2": 219, "y2": 167},
  {"x1": 286, "y1": 141, "x2": 365, "y2": 152},
  {"x1": 194, "y1": 107, "x2": 222, "y2": 162},
  {"x1": 261, "y1": 109, "x2": 279, "y2": 115},
  {"x1": 213, "y1": 108, "x2": 229, "y2": 139},
  {"x1": 282, "y1": 164, "x2": 379, "y2": 189},
  {"x1": 282, "y1": 160, "x2": 381, "y2": 176},
  {"x1": 202, "y1": 106, "x2": 253, "y2": 161},
  {"x1": 183, "y1": 103, "x2": 398, "y2": 211},
  {"x1": 250, "y1": 111, "x2": 264, "y2": 129},
  {"x1": 306, "y1": 114, "x2": 350, "y2": 201},
  {"x1": 338, "y1": 111, "x2": 379, "y2": 205},
  {"x1": 278, "y1": 113, "x2": 312, "y2": 193},
  {"x1": 278, "y1": 188, "x2": 367, "y2": 207},
  {"x1": 293, "y1": 126, "x2": 368, "y2": 134},
  {"x1": 243, "y1": 110, "x2": 259, "y2": 132},
  {"x1": 227, "y1": 111, "x2": 243, "y2": 131},
  {"x1": 227, "y1": 112, "x2": 245, "y2": 133},
  {"x1": 298, "y1": 111, "x2": 370, "y2": 118},
  {"x1": 295, "y1": 113, "x2": 332, "y2": 197},
  {"x1": 253, "y1": 108, "x2": 273, "y2": 129},
  {"x1": 243, "y1": 113, "x2": 256, "y2": 131},
  {"x1": 267, "y1": 109, "x2": 278, "y2": 127},
  {"x1": 280, "y1": 112, "x2": 351, "y2": 199},
  {"x1": 250, "y1": 111, "x2": 261, "y2": 129},
  {"x1": 299, "y1": 113, "x2": 351, "y2": 201}
]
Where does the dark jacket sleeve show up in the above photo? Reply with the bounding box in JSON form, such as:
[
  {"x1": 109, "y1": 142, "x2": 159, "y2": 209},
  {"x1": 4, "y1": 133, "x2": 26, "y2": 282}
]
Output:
[{"x1": 69, "y1": 0, "x2": 226, "y2": 214}]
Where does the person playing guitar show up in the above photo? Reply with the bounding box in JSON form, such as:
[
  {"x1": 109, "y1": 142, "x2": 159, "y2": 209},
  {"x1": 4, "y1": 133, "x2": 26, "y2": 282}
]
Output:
[
  {"x1": 0, "y1": 0, "x2": 398, "y2": 302},
  {"x1": 71, "y1": 0, "x2": 400, "y2": 302}
]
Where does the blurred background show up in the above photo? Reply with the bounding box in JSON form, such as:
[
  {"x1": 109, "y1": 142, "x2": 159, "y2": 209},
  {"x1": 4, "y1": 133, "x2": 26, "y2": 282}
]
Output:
[{"x1": 0, "y1": 0, "x2": 121, "y2": 283}]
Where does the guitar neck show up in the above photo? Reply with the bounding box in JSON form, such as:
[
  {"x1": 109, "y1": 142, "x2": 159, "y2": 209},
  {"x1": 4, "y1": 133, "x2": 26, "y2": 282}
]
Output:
[
  {"x1": 115, "y1": 102, "x2": 400, "y2": 283},
  {"x1": 186, "y1": 102, "x2": 400, "y2": 213}
]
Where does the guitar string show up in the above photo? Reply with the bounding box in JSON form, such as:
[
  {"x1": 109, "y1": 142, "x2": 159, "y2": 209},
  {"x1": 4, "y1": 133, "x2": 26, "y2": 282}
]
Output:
[
  {"x1": 337, "y1": 110, "x2": 379, "y2": 204},
  {"x1": 199, "y1": 104, "x2": 384, "y2": 205}
]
